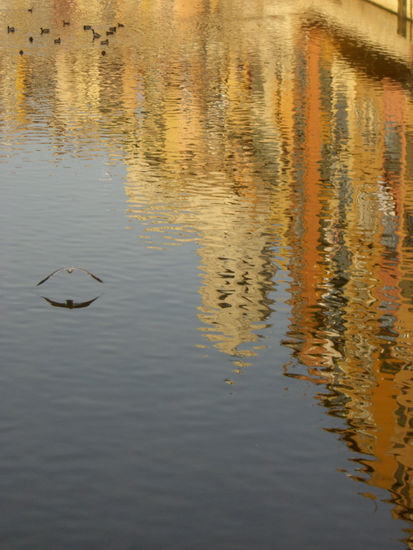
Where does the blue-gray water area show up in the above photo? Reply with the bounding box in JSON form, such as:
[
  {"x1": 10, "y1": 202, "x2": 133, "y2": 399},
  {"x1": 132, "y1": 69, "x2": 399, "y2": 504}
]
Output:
[{"x1": 1, "y1": 0, "x2": 413, "y2": 548}]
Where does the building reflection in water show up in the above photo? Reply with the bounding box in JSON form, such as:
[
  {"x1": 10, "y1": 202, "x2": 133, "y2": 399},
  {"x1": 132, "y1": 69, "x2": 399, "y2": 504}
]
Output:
[
  {"x1": 1, "y1": 0, "x2": 413, "y2": 542},
  {"x1": 282, "y1": 15, "x2": 413, "y2": 545}
]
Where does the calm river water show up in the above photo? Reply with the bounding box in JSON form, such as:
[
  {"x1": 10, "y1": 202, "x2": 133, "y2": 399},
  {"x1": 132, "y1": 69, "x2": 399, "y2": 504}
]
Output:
[{"x1": 1, "y1": 0, "x2": 413, "y2": 548}]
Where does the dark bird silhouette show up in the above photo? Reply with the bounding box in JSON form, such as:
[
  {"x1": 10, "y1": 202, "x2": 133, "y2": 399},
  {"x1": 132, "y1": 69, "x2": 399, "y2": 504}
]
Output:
[
  {"x1": 93, "y1": 31, "x2": 101, "y2": 39},
  {"x1": 117, "y1": 23, "x2": 124, "y2": 27},
  {"x1": 28, "y1": 7, "x2": 33, "y2": 12},
  {"x1": 83, "y1": 25, "x2": 92, "y2": 30},
  {"x1": 106, "y1": 30, "x2": 113, "y2": 36},
  {"x1": 101, "y1": 39, "x2": 109, "y2": 45},
  {"x1": 108, "y1": 26, "x2": 117, "y2": 32},
  {"x1": 42, "y1": 296, "x2": 100, "y2": 309},
  {"x1": 54, "y1": 37, "x2": 61, "y2": 44},
  {"x1": 40, "y1": 28, "x2": 50, "y2": 34},
  {"x1": 29, "y1": 36, "x2": 34, "y2": 42},
  {"x1": 101, "y1": 50, "x2": 106, "y2": 56},
  {"x1": 63, "y1": 20, "x2": 70, "y2": 26},
  {"x1": 19, "y1": 50, "x2": 23, "y2": 55},
  {"x1": 7, "y1": 26, "x2": 15, "y2": 33},
  {"x1": 37, "y1": 266, "x2": 103, "y2": 286}
]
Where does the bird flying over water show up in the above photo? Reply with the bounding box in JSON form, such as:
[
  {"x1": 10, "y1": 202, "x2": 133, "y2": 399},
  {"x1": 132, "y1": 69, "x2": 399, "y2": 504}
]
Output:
[{"x1": 37, "y1": 266, "x2": 103, "y2": 286}]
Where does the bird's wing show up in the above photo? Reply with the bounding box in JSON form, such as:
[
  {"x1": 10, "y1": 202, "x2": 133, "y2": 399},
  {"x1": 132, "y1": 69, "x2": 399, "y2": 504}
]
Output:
[
  {"x1": 42, "y1": 296, "x2": 67, "y2": 307},
  {"x1": 36, "y1": 267, "x2": 66, "y2": 286},
  {"x1": 72, "y1": 296, "x2": 99, "y2": 308},
  {"x1": 73, "y1": 267, "x2": 103, "y2": 283},
  {"x1": 88, "y1": 272, "x2": 104, "y2": 283}
]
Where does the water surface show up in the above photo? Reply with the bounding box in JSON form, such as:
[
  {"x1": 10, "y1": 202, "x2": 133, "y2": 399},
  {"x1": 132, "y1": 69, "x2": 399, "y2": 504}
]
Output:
[{"x1": 1, "y1": 0, "x2": 413, "y2": 548}]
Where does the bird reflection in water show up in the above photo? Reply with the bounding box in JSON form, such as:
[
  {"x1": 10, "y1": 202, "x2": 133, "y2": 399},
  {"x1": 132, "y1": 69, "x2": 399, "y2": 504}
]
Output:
[
  {"x1": 41, "y1": 296, "x2": 100, "y2": 309},
  {"x1": 36, "y1": 267, "x2": 103, "y2": 309}
]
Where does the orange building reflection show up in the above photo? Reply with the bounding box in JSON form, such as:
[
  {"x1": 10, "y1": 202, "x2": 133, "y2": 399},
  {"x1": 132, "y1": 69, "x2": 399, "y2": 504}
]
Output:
[{"x1": 281, "y1": 16, "x2": 413, "y2": 542}]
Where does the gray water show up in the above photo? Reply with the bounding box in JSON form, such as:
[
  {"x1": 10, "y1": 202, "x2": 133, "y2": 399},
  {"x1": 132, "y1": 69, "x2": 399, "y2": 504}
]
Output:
[{"x1": 1, "y1": 0, "x2": 413, "y2": 548}]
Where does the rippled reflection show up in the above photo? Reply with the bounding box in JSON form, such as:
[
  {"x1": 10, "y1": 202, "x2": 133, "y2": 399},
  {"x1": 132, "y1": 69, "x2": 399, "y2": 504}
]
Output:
[
  {"x1": 2, "y1": 0, "x2": 413, "y2": 544},
  {"x1": 280, "y1": 12, "x2": 413, "y2": 545}
]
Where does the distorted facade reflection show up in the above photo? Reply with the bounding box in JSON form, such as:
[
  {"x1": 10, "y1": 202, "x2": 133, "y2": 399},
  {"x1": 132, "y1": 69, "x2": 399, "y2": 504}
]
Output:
[
  {"x1": 281, "y1": 11, "x2": 413, "y2": 543},
  {"x1": 1, "y1": 0, "x2": 413, "y2": 541}
]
